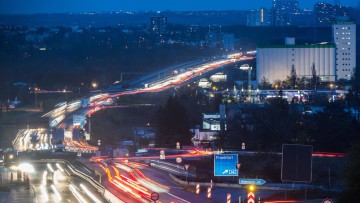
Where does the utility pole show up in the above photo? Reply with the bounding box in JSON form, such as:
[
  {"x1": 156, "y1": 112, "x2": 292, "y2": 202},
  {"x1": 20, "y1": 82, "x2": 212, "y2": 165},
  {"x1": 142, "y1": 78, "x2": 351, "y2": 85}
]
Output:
[{"x1": 34, "y1": 88, "x2": 38, "y2": 108}]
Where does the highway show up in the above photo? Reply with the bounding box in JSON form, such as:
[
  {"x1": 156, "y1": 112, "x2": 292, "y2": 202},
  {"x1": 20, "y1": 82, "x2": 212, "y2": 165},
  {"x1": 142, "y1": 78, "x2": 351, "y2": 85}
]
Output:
[
  {"x1": 81, "y1": 152, "x2": 293, "y2": 203},
  {"x1": 1, "y1": 161, "x2": 108, "y2": 203},
  {"x1": 84, "y1": 158, "x2": 212, "y2": 203},
  {"x1": 12, "y1": 53, "x2": 251, "y2": 153},
  {"x1": 8, "y1": 53, "x2": 259, "y2": 202},
  {"x1": 13, "y1": 128, "x2": 50, "y2": 151}
]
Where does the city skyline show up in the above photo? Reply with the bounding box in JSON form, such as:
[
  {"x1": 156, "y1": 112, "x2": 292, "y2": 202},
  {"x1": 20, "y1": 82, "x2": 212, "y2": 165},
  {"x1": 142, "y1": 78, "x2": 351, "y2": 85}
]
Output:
[{"x1": 0, "y1": 0, "x2": 357, "y2": 14}]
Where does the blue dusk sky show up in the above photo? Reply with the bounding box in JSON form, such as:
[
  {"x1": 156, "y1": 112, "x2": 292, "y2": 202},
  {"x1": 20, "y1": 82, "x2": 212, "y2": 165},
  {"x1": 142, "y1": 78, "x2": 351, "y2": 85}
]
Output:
[{"x1": 0, "y1": 0, "x2": 357, "y2": 14}]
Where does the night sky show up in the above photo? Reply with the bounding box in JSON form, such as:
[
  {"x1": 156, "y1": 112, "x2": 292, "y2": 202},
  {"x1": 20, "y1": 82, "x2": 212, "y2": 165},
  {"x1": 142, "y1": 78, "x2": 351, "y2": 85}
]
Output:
[{"x1": 0, "y1": 0, "x2": 357, "y2": 14}]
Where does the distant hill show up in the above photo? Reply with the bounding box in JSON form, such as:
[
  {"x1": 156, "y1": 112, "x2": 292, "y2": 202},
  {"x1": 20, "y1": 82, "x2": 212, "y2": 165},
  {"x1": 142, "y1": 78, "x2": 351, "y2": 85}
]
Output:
[{"x1": 0, "y1": 11, "x2": 248, "y2": 27}]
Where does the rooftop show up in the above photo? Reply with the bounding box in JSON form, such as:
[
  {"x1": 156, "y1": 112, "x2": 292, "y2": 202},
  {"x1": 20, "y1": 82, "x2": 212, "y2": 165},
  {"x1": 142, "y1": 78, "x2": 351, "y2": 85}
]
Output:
[{"x1": 257, "y1": 44, "x2": 335, "y2": 49}]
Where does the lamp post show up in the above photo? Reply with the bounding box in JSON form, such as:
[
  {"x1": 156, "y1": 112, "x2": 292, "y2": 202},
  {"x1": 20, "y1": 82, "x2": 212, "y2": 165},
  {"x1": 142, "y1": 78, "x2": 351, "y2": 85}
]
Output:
[
  {"x1": 240, "y1": 64, "x2": 252, "y2": 102},
  {"x1": 34, "y1": 87, "x2": 39, "y2": 108},
  {"x1": 63, "y1": 89, "x2": 67, "y2": 104}
]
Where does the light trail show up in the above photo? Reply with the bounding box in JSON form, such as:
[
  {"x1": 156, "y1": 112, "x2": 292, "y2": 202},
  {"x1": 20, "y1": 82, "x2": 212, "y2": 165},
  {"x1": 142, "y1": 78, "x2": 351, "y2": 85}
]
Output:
[
  {"x1": 51, "y1": 184, "x2": 62, "y2": 201},
  {"x1": 80, "y1": 184, "x2": 102, "y2": 203},
  {"x1": 69, "y1": 184, "x2": 88, "y2": 203},
  {"x1": 47, "y1": 163, "x2": 54, "y2": 173}
]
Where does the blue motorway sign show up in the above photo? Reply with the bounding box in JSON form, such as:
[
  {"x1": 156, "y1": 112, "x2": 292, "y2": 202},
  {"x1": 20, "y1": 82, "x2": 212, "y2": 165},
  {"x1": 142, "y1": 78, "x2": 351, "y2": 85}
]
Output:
[
  {"x1": 239, "y1": 178, "x2": 266, "y2": 185},
  {"x1": 73, "y1": 114, "x2": 85, "y2": 127},
  {"x1": 214, "y1": 154, "x2": 238, "y2": 176}
]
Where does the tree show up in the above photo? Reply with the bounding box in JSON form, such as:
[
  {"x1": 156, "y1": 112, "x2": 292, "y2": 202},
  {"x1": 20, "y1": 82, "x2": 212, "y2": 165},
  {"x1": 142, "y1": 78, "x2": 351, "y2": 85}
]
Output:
[
  {"x1": 309, "y1": 101, "x2": 359, "y2": 152},
  {"x1": 156, "y1": 96, "x2": 192, "y2": 147},
  {"x1": 252, "y1": 97, "x2": 294, "y2": 150},
  {"x1": 339, "y1": 144, "x2": 360, "y2": 202},
  {"x1": 311, "y1": 62, "x2": 317, "y2": 90},
  {"x1": 297, "y1": 76, "x2": 309, "y2": 90},
  {"x1": 259, "y1": 77, "x2": 271, "y2": 90},
  {"x1": 350, "y1": 67, "x2": 360, "y2": 120},
  {"x1": 290, "y1": 65, "x2": 297, "y2": 89}
]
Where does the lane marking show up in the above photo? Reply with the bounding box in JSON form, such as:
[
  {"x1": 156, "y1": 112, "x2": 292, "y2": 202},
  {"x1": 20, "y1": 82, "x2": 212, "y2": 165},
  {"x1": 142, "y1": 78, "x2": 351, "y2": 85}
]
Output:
[{"x1": 166, "y1": 192, "x2": 191, "y2": 203}]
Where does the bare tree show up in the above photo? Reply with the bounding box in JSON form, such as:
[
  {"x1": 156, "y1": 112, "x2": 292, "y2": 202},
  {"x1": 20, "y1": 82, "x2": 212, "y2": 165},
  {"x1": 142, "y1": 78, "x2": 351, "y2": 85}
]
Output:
[
  {"x1": 311, "y1": 62, "x2": 317, "y2": 90},
  {"x1": 290, "y1": 65, "x2": 297, "y2": 89}
]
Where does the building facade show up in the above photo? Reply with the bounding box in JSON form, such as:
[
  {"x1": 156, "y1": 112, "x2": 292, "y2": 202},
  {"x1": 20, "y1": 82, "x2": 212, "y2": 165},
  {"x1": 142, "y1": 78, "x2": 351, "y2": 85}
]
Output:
[
  {"x1": 247, "y1": 8, "x2": 272, "y2": 26},
  {"x1": 150, "y1": 16, "x2": 167, "y2": 35},
  {"x1": 257, "y1": 38, "x2": 336, "y2": 84},
  {"x1": 314, "y1": 3, "x2": 355, "y2": 26},
  {"x1": 205, "y1": 31, "x2": 234, "y2": 50},
  {"x1": 333, "y1": 21, "x2": 356, "y2": 80},
  {"x1": 272, "y1": 0, "x2": 299, "y2": 26}
]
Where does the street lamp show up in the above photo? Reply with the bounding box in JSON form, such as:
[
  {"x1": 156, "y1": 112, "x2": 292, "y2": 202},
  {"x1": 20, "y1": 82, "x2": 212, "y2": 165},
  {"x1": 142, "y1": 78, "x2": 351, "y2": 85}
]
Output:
[
  {"x1": 240, "y1": 64, "x2": 252, "y2": 102},
  {"x1": 92, "y1": 82, "x2": 98, "y2": 89},
  {"x1": 34, "y1": 87, "x2": 39, "y2": 108},
  {"x1": 63, "y1": 89, "x2": 67, "y2": 103}
]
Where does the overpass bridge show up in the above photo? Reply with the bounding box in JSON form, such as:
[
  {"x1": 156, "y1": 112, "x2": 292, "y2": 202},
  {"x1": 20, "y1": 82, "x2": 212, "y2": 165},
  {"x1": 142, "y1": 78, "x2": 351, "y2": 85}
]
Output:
[{"x1": 13, "y1": 53, "x2": 253, "y2": 152}]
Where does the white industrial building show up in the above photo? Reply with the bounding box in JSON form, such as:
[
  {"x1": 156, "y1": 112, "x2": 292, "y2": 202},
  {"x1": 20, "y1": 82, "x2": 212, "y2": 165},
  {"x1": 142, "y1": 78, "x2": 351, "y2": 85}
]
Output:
[
  {"x1": 256, "y1": 38, "x2": 336, "y2": 84},
  {"x1": 332, "y1": 21, "x2": 356, "y2": 80}
]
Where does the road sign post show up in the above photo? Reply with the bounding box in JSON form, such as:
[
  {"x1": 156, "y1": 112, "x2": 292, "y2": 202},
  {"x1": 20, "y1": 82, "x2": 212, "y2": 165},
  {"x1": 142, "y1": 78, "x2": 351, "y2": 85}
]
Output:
[
  {"x1": 236, "y1": 163, "x2": 241, "y2": 170},
  {"x1": 151, "y1": 192, "x2": 159, "y2": 202},
  {"x1": 322, "y1": 198, "x2": 333, "y2": 203},
  {"x1": 195, "y1": 184, "x2": 200, "y2": 195},
  {"x1": 160, "y1": 150, "x2": 165, "y2": 160},
  {"x1": 184, "y1": 164, "x2": 189, "y2": 182},
  {"x1": 227, "y1": 193, "x2": 231, "y2": 203},
  {"x1": 247, "y1": 191, "x2": 255, "y2": 203},
  {"x1": 207, "y1": 187, "x2": 212, "y2": 199},
  {"x1": 176, "y1": 157, "x2": 182, "y2": 175},
  {"x1": 214, "y1": 154, "x2": 238, "y2": 176}
]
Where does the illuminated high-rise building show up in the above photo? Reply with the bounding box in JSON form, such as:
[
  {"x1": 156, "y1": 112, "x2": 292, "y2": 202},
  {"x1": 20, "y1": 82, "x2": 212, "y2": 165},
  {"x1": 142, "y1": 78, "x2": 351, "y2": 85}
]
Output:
[
  {"x1": 272, "y1": 0, "x2": 299, "y2": 26},
  {"x1": 314, "y1": 3, "x2": 355, "y2": 26},
  {"x1": 150, "y1": 15, "x2": 167, "y2": 35},
  {"x1": 247, "y1": 8, "x2": 272, "y2": 26},
  {"x1": 333, "y1": 21, "x2": 356, "y2": 80},
  {"x1": 314, "y1": 2, "x2": 333, "y2": 26}
]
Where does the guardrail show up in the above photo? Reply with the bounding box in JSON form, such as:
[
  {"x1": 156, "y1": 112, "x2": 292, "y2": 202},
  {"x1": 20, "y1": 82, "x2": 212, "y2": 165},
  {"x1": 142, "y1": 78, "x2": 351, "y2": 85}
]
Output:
[{"x1": 149, "y1": 160, "x2": 196, "y2": 178}]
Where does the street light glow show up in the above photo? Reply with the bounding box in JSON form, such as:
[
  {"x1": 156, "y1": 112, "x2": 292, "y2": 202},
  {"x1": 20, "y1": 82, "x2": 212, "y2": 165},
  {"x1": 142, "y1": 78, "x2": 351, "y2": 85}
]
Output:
[{"x1": 18, "y1": 163, "x2": 35, "y2": 173}]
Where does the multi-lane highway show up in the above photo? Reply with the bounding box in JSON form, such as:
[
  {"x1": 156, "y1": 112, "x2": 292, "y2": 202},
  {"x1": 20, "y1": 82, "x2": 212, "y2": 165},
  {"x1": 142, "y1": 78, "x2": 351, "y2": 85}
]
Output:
[
  {"x1": 1, "y1": 161, "x2": 108, "y2": 203},
  {"x1": 86, "y1": 157, "x2": 212, "y2": 203},
  {"x1": 13, "y1": 128, "x2": 50, "y2": 151},
  {"x1": 12, "y1": 53, "x2": 251, "y2": 152}
]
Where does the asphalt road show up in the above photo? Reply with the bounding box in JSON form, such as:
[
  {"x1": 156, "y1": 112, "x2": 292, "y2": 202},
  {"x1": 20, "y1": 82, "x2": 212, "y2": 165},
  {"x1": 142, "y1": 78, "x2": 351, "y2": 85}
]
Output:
[{"x1": 1, "y1": 162, "x2": 108, "y2": 203}]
